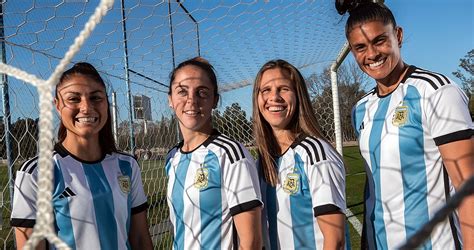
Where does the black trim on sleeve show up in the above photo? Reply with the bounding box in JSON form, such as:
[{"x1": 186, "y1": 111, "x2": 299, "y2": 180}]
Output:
[
  {"x1": 313, "y1": 204, "x2": 342, "y2": 217},
  {"x1": 434, "y1": 129, "x2": 473, "y2": 146},
  {"x1": 229, "y1": 199, "x2": 262, "y2": 216},
  {"x1": 131, "y1": 202, "x2": 149, "y2": 215},
  {"x1": 10, "y1": 218, "x2": 35, "y2": 228}
]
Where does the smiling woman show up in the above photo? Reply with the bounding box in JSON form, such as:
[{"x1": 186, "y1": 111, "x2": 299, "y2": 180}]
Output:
[
  {"x1": 257, "y1": 67, "x2": 297, "y2": 131},
  {"x1": 165, "y1": 57, "x2": 263, "y2": 249},
  {"x1": 336, "y1": 1, "x2": 474, "y2": 249},
  {"x1": 10, "y1": 62, "x2": 153, "y2": 250},
  {"x1": 252, "y1": 59, "x2": 349, "y2": 249},
  {"x1": 56, "y1": 71, "x2": 110, "y2": 159}
]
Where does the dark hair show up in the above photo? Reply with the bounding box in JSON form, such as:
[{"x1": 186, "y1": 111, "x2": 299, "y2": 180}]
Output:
[
  {"x1": 168, "y1": 57, "x2": 219, "y2": 103},
  {"x1": 335, "y1": 1, "x2": 397, "y2": 37},
  {"x1": 252, "y1": 59, "x2": 328, "y2": 186},
  {"x1": 56, "y1": 62, "x2": 117, "y2": 154}
]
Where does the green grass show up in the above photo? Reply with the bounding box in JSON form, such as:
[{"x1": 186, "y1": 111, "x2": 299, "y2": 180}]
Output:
[
  {"x1": 343, "y1": 146, "x2": 366, "y2": 250},
  {"x1": 138, "y1": 159, "x2": 173, "y2": 249},
  {"x1": 0, "y1": 164, "x2": 16, "y2": 249}
]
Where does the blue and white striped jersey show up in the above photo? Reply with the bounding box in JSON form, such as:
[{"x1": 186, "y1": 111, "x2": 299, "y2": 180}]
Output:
[
  {"x1": 11, "y1": 143, "x2": 148, "y2": 250},
  {"x1": 352, "y1": 65, "x2": 473, "y2": 249},
  {"x1": 259, "y1": 134, "x2": 347, "y2": 250},
  {"x1": 166, "y1": 130, "x2": 262, "y2": 250}
]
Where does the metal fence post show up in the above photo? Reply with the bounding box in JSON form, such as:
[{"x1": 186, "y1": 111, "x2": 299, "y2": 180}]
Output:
[{"x1": 120, "y1": 0, "x2": 136, "y2": 154}]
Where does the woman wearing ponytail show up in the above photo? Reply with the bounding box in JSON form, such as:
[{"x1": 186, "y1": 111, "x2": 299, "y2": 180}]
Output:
[
  {"x1": 337, "y1": 1, "x2": 474, "y2": 249},
  {"x1": 165, "y1": 57, "x2": 262, "y2": 249}
]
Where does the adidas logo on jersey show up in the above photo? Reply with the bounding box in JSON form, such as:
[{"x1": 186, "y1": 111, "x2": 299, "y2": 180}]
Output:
[
  {"x1": 58, "y1": 187, "x2": 76, "y2": 199},
  {"x1": 359, "y1": 121, "x2": 364, "y2": 131}
]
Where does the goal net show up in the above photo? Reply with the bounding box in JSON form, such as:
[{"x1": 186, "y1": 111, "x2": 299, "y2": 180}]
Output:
[{"x1": 0, "y1": 0, "x2": 356, "y2": 248}]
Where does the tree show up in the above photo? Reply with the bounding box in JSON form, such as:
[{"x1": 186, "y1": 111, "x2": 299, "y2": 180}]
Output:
[
  {"x1": 214, "y1": 103, "x2": 252, "y2": 144},
  {"x1": 307, "y1": 61, "x2": 369, "y2": 142},
  {"x1": 452, "y1": 49, "x2": 474, "y2": 117}
]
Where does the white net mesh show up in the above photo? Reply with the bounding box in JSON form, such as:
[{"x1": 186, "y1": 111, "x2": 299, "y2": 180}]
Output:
[
  {"x1": 0, "y1": 0, "x2": 355, "y2": 248},
  {"x1": 1, "y1": 1, "x2": 115, "y2": 249}
]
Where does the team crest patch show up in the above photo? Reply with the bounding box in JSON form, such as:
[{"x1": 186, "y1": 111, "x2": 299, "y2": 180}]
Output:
[
  {"x1": 283, "y1": 173, "x2": 299, "y2": 195},
  {"x1": 118, "y1": 176, "x2": 131, "y2": 194},
  {"x1": 392, "y1": 104, "x2": 408, "y2": 127},
  {"x1": 194, "y1": 165, "x2": 209, "y2": 190}
]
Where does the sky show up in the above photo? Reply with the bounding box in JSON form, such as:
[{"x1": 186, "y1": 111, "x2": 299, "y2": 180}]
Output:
[
  {"x1": 357, "y1": 0, "x2": 473, "y2": 83},
  {"x1": 0, "y1": 0, "x2": 472, "y2": 123},
  {"x1": 215, "y1": 0, "x2": 474, "y2": 116}
]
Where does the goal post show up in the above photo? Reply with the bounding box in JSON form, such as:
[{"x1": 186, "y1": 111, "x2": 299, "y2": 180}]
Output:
[{"x1": 0, "y1": 0, "x2": 358, "y2": 248}]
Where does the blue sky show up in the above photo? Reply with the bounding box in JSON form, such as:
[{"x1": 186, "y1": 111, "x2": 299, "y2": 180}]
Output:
[
  {"x1": 365, "y1": 0, "x2": 473, "y2": 82},
  {"x1": 215, "y1": 0, "x2": 474, "y2": 116},
  {"x1": 1, "y1": 0, "x2": 472, "y2": 122}
]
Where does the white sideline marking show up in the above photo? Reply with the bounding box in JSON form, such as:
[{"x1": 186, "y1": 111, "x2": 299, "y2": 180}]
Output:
[{"x1": 346, "y1": 208, "x2": 362, "y2": 236}]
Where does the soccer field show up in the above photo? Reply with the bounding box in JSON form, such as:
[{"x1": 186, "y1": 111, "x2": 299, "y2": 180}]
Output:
[{"x1": 343, "y1": 146, "x2": 366, "y2": 249}]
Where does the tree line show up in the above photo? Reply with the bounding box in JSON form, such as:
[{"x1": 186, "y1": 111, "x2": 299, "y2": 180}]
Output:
[
  {"x1": 115, "y1": 61, "x2": 369, "y2": 154},
  {"x1": 1, "y1": 50, "x2": 472, "y2": 160}
]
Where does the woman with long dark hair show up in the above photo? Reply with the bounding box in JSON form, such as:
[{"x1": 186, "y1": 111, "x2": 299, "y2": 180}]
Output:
[
  {"x1": 166, "y1": 57, "x2": 262, "y2": 249},
  {"x1": 337, "y1": 1, "x2": 474, "y2": 248},
  {"x1": 11, "y1": 62, "x2": 153, "y2": 249}
]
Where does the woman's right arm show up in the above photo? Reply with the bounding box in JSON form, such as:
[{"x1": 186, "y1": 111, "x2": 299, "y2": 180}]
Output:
[
  {"x1": 309, "y1": 143, "x2": 347, "y2": 250},
  {"x1": 316, "y1": 212, "x2": 345, "y2": 249},
  {"x1": 14, "y1": 227, "x2": 46, "y2": 250},
  {"x1": 11, "y1": 159, "x2": 44, "y2": 250},
  {"x1": 233, "y1": 206, "x2": 262, "y2": 250},
  {"x1": 224, "y1": 150, "x2": 263, "y2": 250}
]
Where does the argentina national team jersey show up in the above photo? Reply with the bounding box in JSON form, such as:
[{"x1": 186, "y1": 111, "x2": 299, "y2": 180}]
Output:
[
  {"x1": 352, "y1": 65, "x2": 473, "y2": 249},
  {"x1": 259, "y1": 134, "x2": 347, "y2": 250},
  {"x1": 11, "y1": 144, "x2": 148, "y2": 250},
  {"x1": 166, "y1": 130, "x2": 262, "y2": 250}
]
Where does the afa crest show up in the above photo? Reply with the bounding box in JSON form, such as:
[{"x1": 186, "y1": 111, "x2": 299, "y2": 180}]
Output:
[
  {"x1": 283, "y1": 173, "x2": 299, "y2": 195},
  {"x1": 194, "y1": 165, "x2": 209, "y2": 190},
  {"x1": 118, "y1": 175, "x2": 131, "y2": 194},
  {"x1": 392, "y1": 104, "x2": 408, "y2": 127}
]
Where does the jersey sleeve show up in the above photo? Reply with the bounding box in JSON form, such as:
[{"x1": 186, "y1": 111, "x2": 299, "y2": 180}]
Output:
[
  {"x1": 426, "y1": 84, "x2": 474, "y2": 145},
  {"x1": 307, "y1": 146, "x2": 346, "y2": 216},
  {"x1": 10, "y1": 160, "x2": 39, "y2": 228},
  {"x1": 223, "y1": 147, "x2": 262, "y2": 216},
  {"x1": 130, "y1": 159, "x2": 148, "y2": 214}
]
